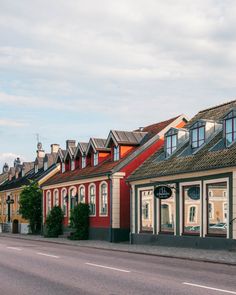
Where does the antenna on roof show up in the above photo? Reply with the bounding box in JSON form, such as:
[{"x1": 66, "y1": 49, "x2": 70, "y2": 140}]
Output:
[{"x1": 36, "y1": 133, "x2": 40, "y2": 144}]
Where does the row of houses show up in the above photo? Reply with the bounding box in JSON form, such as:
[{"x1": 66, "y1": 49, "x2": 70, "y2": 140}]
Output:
[{"x1": 0, "y1": 99, "x2": 236, "y2": 248}]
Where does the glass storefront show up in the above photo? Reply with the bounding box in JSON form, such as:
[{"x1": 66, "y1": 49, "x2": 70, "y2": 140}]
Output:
[
  {"x1": 160, "y1": 194, "x2": 175, "y2": 233},
  {"x1": 207, "y1": 182, "x2": 227, "y2": 236},
  {"x1": 183, "y1": 185, "x2": 200, "y2": 235},
  {"x1": 140, "y1": 190, "x2": 153, "y2": 232}
]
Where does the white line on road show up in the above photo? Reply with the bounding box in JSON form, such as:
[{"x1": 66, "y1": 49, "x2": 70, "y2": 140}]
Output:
[
  {"x1": 183, "y1": 282, "x2": 236, "y2": 294},
  {"x1": 85, "y1": 262, "x2": 130, "y2": 273},
  {"x1": 36, "y1": 252, "x2": 59, "y2": 259},
  {"x1": 7, "y1": 247, "x2": 22, "y2": 251}
]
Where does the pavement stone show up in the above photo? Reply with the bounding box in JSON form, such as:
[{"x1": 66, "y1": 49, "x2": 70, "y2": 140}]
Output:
[{"x1": 0, "y1": 233, "x2": 235, "y2": 266}]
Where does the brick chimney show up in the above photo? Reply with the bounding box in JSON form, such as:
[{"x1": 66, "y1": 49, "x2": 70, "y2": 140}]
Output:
[
  {"x1": 51, "y1": 144, "x2": 60, "y2": 154},
  {"x1": 66, "y1": 140, "x2": 76, "y2": 149}
]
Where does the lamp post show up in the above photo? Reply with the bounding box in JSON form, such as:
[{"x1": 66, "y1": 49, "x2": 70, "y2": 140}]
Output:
[{"x1": 6, "y1": 194, "x2": 14, "y2": 223}]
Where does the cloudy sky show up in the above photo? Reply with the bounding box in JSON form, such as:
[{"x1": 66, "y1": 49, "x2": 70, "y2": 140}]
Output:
[{"x1": 1, "y1": 0, "x2": 236, "y2": 169}]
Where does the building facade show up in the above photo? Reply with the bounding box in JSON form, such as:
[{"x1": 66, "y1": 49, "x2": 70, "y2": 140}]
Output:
[
  {"x1": 128, "y1": 100, "x2": 236, "y2": 249},
  {"x1": 42, "y1": 115, "x2": 187, "y2": 242}
]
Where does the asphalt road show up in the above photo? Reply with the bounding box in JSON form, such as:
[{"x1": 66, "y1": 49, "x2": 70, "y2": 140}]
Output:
[{"x1": 0, "y1": 237, "x2": 235, "y2": 295}]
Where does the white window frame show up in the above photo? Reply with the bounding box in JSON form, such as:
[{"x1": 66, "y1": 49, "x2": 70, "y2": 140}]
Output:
[
  {"x1": 53, "y1": 189, "x2": 59, "y2": 207},
  {"x1": 71, "y1": 160, "x2": 75, "y2": 171},
  {"x1": 62, "y1": 163, "x2": 65, "y2": 173},
  {"x1": 79, "y1": 185, "x2": 85, "y2": 203},
  {"x1": 89, "y1": 184, "x2": 96, "y2": 216},
  {"x1": 94, "y1": 153, "x2": 98, "y2": 166},
  {"x1": 99, "y1": 182, "x2": 108, "y2": 216},
  {"x1": 114, "y1": 146, "x2": 120, "y2": 161},
  {"x1": 82, "y1": 156, "x2": 86, "y2": 168}
]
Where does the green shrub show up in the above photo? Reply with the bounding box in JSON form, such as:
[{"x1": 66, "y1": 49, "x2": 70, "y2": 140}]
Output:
[
  {"x1": 45, "y1": 206, "x2": 64, "y2": 238},
  {"x1": 69, "y1": 203, "x2": 90, "y2": 240}
]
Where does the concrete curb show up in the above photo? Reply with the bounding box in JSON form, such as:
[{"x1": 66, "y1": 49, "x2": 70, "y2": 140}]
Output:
[{"x1": 1, "y1": 234, "x2": 235, "y2": 267}]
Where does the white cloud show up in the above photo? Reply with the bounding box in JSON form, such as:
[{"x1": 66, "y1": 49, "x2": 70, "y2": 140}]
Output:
[{"x1": 0, "y1": 119, "x2": 27, "y2": 127}]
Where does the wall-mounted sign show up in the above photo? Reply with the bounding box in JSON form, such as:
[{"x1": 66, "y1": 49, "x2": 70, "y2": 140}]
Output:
[
  {"x1": 187, "y1": 186, "x2": 200, "y2": 200},
  {"x1": 154, "y1": 186, "x2": 172, "y2": 199}
]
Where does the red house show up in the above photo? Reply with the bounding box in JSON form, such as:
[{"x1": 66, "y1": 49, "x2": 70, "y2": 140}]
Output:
[{"x1": 41, "y1": 115, "x2": 187, "y2": 241}]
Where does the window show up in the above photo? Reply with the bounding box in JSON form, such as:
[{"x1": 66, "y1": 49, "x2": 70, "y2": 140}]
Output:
[
  {"x1": 70, "y1": 187, "x2": 77, "y2": 210},
  {"x1": 46, "y1": 191, "x2": 51, "y2": 215},
  {"x1": 79, "y1": 186, "x2": 85, "y2": 203},
  {"x1": 100, "y1": 183, "x2": 108, "y2": 215},
  {"x1": 191, "y1": 126, "x2": 205, "y2": 148},
  {"x1": 160, "y1": 194, "x2": 175, "y2": 233},
  {"x1": 53, "y1": 190, "x2": 59, "y2": 206},
  {"x1": 89, "y1": 185, "x2": 96, "y2": 216},
  {"x1": 71, "y1": 160, "x2": 75, "y2": 171},
  {"x1": 44, "y1": 161, "x2": 48, "y2": 171},
  {"x1": 82, "y1": 156, "x2": 86, "y2": 168},
  {"x1": 166, "y1": 134, "x2": 177, "y2": 157},
  {"x1": 225, "y1": 116, "x2": 236, "y2": 146},
  {"x1": 183, "y1": 185, "x2": 200, "y2": 234},
  {"x1": 94, "y1": 153, "x2": 98, "y2": 166},
  {"x1": 140, "y1": 190, "x2": 153, "y2": 232},
  {"x1": 207, "y1": 182, "x2": 227, "y2": 236},
  {"x1": 61, "y1": 189, "x2": 67, "y2": 216},
  {"x1": 114, "y1": 146, "x2": 120, "y2": 161},
  {"x1": 189, "y1": 206, "x2": 196, "y2": 222},
  {"x1": 62, "y1": 163, "x2": 65, "y2": 173}
]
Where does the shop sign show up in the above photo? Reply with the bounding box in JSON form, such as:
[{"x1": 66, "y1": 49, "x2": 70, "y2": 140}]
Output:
[
  {"x1": 187, "y1": 186, "x2": 200, "y2": 200},
  {"x1": 154, "y1": 186, "x2": 172, "y2": 199}
]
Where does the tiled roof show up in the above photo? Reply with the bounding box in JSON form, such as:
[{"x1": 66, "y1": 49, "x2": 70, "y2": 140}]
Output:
[
  {"x1": 128, "y1": 100, "x2": 236, "y2": 181},
  {"x1": 42, "y1": 115, "x2": 183, "y2": 187},
  {"x1": 0, "y1": 172, "x2": 8, "y2": 185}
]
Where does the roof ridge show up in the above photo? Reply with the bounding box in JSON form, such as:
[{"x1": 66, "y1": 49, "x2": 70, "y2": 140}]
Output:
[{"x1": 198, "y1": 99, "x2": 236, "y2": 114}]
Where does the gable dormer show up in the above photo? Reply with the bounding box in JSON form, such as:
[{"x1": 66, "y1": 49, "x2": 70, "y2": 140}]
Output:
[
  {"x1": 105, "y1": 130, "x2": 147, "y2": 161},
  {"x1": 165, "y1": 127, "x2": 189, "y2": 157},
  {"x1": 74, "y1": 142, "x2": 88, "y2": 169},
  {"x1": 223, "y1": 108, "x2": 236, "y2": 147},
  {"x1": 86, "y1": 138, "x2": 110, "y2": 167},
  {"x1": 189, "y1": 119, "x2": 222, "y2": 150},
  {"x1": 56, "y1": 148, "x2": 66, "y2": 173}
]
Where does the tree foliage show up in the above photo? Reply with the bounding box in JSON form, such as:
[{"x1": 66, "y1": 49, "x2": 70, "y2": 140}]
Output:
[
  {"x1": 45, "y1": 206, "x2": 64, "y2": 237},
  {"x1": 19, "y1": 181, "x2": 42, "y2": 234},
  {"x1": 69, "y1": 203, "x2": 90, "y2": 240}
]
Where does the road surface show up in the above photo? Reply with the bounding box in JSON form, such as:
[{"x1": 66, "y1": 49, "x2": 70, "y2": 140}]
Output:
[{"x1": 0, "y1": 236, "x2": 235, "y2": 295}]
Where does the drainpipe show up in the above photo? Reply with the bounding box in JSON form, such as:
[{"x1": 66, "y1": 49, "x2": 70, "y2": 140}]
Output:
[
  {"x1": 129, "y1": 185, "x2": 132, "y2": 244},
  {"x1": 108, "y1": 174, "x2": 113, "y2": 243}
]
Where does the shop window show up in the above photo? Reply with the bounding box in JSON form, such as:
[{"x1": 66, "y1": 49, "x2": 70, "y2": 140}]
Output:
[
  {"x1": 207, "y1": 182, "x2": 227, "y2": 236},
  {"x1": 183, "y1": 185, "x2": 200, "y2": 234},
  {"x1": 160, "y1": 195, "x2": 175, "y2": 233},
  {"x1": 191, "y1": 125, "x2": 205, "y2": 148},
  {"x1": 100, "y1": 183, "x2": 108, "y2": 216},
  {"x1": 225, "y1": 115, "x2": 236, "y2": 146},
  {"x1": 79, "y1": 186, "x2": 85, "y2": 203},
  {"x1": 166, "y1": 134, "x2": 177, "y2": 157},
  {"x1": 140, "y1": 190, "x2": 153, "y2": 232},
  {"x1": 89, "y1": 185, "x2": 96, "y2": 216},
  {"x1": 114, "y1": 146, "x2": 120, "y2": 161}
]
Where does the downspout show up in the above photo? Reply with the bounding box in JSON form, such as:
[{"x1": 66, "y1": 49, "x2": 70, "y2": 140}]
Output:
[
  {"x1": 108, "y1": 174, "x2": 113, "y2": 243},
  {"x1": 129, "y1": 185, "x2": 132, "y2": 244}
]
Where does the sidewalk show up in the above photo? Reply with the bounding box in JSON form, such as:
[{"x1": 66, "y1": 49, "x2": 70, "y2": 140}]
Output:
[{"x1": 0, "y1": 233, "x2": 235, "y2": 266}]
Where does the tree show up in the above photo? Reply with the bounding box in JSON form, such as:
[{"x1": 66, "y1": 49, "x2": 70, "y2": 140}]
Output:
[
  {"x1": 45, "y1": 206, "x2": 64, "y2": 237},
  {"x1": 19, "y1": 181, "x2": 42, "y2": 234},
  {"x1": 69, "y1": 203, "x2": 90, "y2": 240}
]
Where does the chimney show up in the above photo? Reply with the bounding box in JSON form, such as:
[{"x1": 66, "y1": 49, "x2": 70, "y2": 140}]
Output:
[
  {"x1": 14, "y1": 157, "x2": 21, "y2": 167},
  {"x1": 37, "y1": 142, "x2": 45, "y2": 158},
  {"x1": 2, "y1": 163, "x2": 9, "y2": 173},
  {"x1": 66, "y1": 140, "x2": 76, "y2": 149},
  {"x1": 51, "y1": 144, "x2": 60, "y2": 154}
]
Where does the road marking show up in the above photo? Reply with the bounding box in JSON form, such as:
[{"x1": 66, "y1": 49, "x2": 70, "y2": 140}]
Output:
[
  {"x1": 36, "y1": 252, "x2": 59, "y2": 259},
  {"x1": 183, "y1": 282, "x2": 236, "y2": 294},
  {"x1": 85, "y1": 262, "x2": 130, "y2": 273},
  {"x1": 7, "y1": 247, "x2": 22, "y2": 251}
]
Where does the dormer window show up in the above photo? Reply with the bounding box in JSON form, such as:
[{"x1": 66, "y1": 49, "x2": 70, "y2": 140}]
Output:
[
  {"x1": 62, "y1": 163, "x2": 65, "y2": 173},
  {"x1": 44, "y1": 161, "x2": 48, "y2": 171},
  {"x1": 82, "y1": 156, "x2": 86, "y2": 168},
  {"x1": 71, "y1": 160, "x2": 75, "y2": 171},
  {"x1": 166, "y1": 134, "x2": 177, "y2": 157},
  {"x1": 114, "y1": 146, "x2": 120, "y2": 161},
  {"x1": 191, "y1": 124, "x2": 205, "y2": 149},
  {"x1": 225, "y1": 114, "x2": 236, "y2": 146},
  {"x1": 35, "y1": 165, "x2": 38, "y2": 174},
  {"x1": 94, "y1": 152, "x2": 98, "y2": 166}
]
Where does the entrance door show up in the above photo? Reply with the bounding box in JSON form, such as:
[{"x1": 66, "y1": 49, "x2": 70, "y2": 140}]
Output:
[{"x1": 12, "y1": 219, "x2": 19, "y2": 234}]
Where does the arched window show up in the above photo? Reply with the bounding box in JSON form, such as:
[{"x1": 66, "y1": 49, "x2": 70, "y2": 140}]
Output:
[
  {"x1": 53, "y1": 190, "x2": 59, "y2": 207},
  {"x1": 79, "y1": 186, "x2": 85, "y2": 203},
  {"x1": 61, "y1": 189, "x2": 67, "y2": 216},
  {"x1": 89, "y1": 184, "x2": 96, "y2": 216},
  {"x1": 46, "y1": 191, "x2": 51, "y2": 215},
  {"x1": 100, "y1": 182, "x2": 108, "y2": 216}
]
